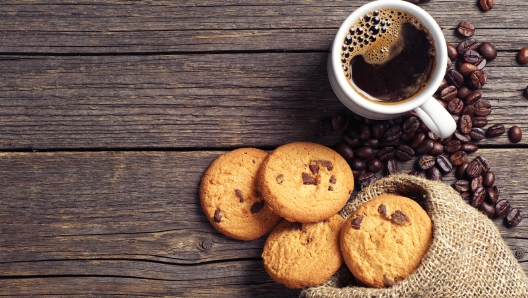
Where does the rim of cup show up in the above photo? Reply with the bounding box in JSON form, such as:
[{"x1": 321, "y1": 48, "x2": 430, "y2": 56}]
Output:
[{"x1": 331, "y1": 0, "x2": 448, "y2": 115}]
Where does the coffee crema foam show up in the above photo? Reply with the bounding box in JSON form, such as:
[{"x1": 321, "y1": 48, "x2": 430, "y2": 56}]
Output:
[{"x1": 340, "y1": 9, "x2": 436, "y2": 103}]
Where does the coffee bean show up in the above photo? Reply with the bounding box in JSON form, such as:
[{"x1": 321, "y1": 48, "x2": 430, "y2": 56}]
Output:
[
  {"x1": 457, "y1": 86, "x2": 472, "y2": 99},
  {"x1": 343, "y1": 133, "x2": 361, "y2": 148},
  {"x1": 387, "y1": 159, "x2": 399, "y2": 174},
  {"x1": 409, "y1": 133, "x2": 426, "y2": 149},
  {"x1": 476, "y1": 156, "x2": 491, "y2": 172},
  {"x1": 456, "y1": 162, "x2": 469, "y2": 179},
  {"x1": 353, "y1": 170, "x2": 364, "y2": 178},
  {"x1": 472, "y1": 116, "x2": 487, "y2": 128},
  {"x1": 450, "y1": 150, "x2": 468, "y2": 166},
  {"x1": 460, "y1": 143, "x2": 479, "y2": 153},
  {"x1": 446, "y1": 69, "x2": 464, "y2": 88},
  {"x1": 426, "y1": 166, "x2": 442, "y2": 180},
  {"x1": 436, "y1": 155, "x2": 453, "y2": 173},
  {"x1": 495, "y1": 200, "x2": 511, "y2": 218},
  {"x1": 454, "y1": 180, "x2": 470, "y2": 192},
  {"x1": 491, "y1": 185, "x2": 500, "y2": 197},
  {"x1": 471, "y1": 186, "x2": 486, "y2": 208},
  {"x1": 401, "y1": 131, "x2": 416, "y2": 142},
  {"x1": 458, "y1": 62, "x2": 478, "y2": 77},
  {"x1": 331, "y1": 114, "x2": 346, "y2": 131},
  {"x1": 350, "y1": 158, "x2": 367, "y2": 171},
  {"x1": 479, "y1": 202, "x2": 496, "y2": 218},
  {"x1": 465, "y1": 92, "x2": 482, "y2": 105},
  {"x1": 415, "y1": 138, "x2": 434, "y2": 155},
  {"x1": 474, "y1": 57, "x2": 487, "y2": 70},
  {"x1": 427, "y1": 131, "x2": 439, "y2": 141},
  {"x1": 440, "y1": 135, "x2": 453, "y2": 145},
  {"x1": 460, "y1": 191, "x2": 471, "y2": 202},
  {"x1": 478, "y1": 42, "x2": 497, "y2": 61},
  {"x1": 371, "y1": 121, "x2": 390, "y2": 140},
  {"x1": 487, "y1": 187, "x2": 499, "y2": 204},
  {"x1": 317, "y1": 118, "x2": 332, "y2": 136},
  {"x1": 508, "y1": 126, "x2": 522, "y2": 143},
  {"x1": 362, "y1": 138, "x2": 380, "y2": 149},
  {"x1": 463, "y1": 50, "x2": 481, "y2": 64},
  {"x1": 483, "y1": 171, "x2": 495, "y2": 188},
  {"x1": 506, "y1": 208, "x2": 523, "y2": 227},
  {"x1": 459, "y1": 115, "x2": 473, "y2": 134},
  {"x1": 444, "y1": 139, "x2": 461, "y2": 153},
  {"x1": 334, "y1": 142, "x2": 354, "y2": 160},
  {"x1": 486, "y1": 124, "x2": 506, "y2": 137},
  {"x1": 408, "y1": 170, "x2": 422, "y2": 177},
  {"x1": 517, "y1": 47, "x2": 528, "y2": 64},
  {"x1": 357, "y1": 123, "x2": 372, "y2": 140},
  {"x1": 447, "y1": 44, "x2": 459, "y2": 60},
  {"x1": 430, "y1": 142, "x2": 445, "y2": 156},
  {"x1": 457, "y1": 22, "x2": 475, "y2": 37},
  {"x1": 458, "y1": 38, "x2": 479, "y2": 55},
  {"x1": 367, "y1": 158, "x2": 383, "y2": 173},
  {"x1": 469, "y1": 70, "x2": 487, "y2": 89},
  {"x1": 448, "y1": 98, "x2": 464, "y2": 114},
  {"x1": 388, "y1": 117, "x2": 403, "y2": 127},
  {"x1": 376, "y1": 147, "x2": 394, "y2": 162},
  {"x1": 358, "y1": 172, "x2": 377, "y2": 188},
  {"x1": 461, "y1": 105, "x2": 476, "y2": 117},
  {"x1": 470, "y1": 128, "x2": 486, "y2": 141},
  {"x1": 479, "y1": 0, "x2": 494, "y2": 11},
  {"x1": 383, "y1": 125, "x2": 403, "y2": 142},
  {"x1": 440, "y1": 85, "x2": 458, "y2": 102},
  {"x1": 417, "y1": 155, "x2": 435, "y2": 170},
  {"x1": 402, "y1": 117, "x2": 420, "y2": 134},
  {"x1": 454, "y1": 131, "x2": 471, "y2": 143},
  {"x1": 466, "y1": 159, "x2": 483, "y2": 179},
  {"x1": 396, "y1": 145, "x2": 414, "y2": 161},
  {"x1": 474, "y1": 101, "x2": 492, "y2": 116}
]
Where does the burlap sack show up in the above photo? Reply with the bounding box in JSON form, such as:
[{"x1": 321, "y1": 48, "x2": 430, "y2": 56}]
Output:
[{"x1": 300, "y1": 174, "x2": 528, "y2": 298}]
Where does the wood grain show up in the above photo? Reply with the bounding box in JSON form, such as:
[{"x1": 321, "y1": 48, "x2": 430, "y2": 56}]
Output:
[{"x1": 0, "y1": 150, "x2": 526, "y2": 296}]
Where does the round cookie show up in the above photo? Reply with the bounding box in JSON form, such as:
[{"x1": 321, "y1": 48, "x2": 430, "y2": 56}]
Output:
[
  {"x1": 200, "y1": 148, "x2": 282, "y2": 240},
  {"x1": 258, "y1": 142, "x2": 354, "y2": 223},
  {"x1": 340, "y1": 194, "x2": 433, "y2": 288},
  {"x1": 262, "y1": 214, "x2": 345, "y2": 288}
]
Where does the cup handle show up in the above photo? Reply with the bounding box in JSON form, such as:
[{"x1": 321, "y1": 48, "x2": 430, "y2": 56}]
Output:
[{"x1": 414, "y1": 97, "x2": 457, "y2": 138}]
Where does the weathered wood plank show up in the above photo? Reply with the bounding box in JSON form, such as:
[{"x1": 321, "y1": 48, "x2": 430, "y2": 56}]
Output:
[
  {"x1": 0, "y1": 149, "x2": 525, "y2": 297},
  {"x1": 0, "y1": 53, "x2": 527, "y2": 149},
  {"x1": 0, "y1": 1, "x2": 527, "y2": 53}
]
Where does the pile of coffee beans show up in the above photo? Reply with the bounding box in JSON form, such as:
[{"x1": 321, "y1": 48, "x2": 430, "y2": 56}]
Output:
[{"x1": 319, "y1": 22, "x2": 523, "y2": 227}]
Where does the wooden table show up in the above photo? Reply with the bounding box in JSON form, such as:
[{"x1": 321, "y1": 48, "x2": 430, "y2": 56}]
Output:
[{"x1": 1, "y1": 1, "x2": 527, "y2": 296}]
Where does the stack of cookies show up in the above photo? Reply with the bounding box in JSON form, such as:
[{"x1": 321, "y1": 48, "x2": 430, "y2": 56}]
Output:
[{"x1": 200, "y1": 142, "x2": 432, "y2": 289}]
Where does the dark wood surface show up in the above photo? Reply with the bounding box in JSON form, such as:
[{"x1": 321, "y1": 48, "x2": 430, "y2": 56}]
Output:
[{"x1": 1, "y1": 1, "x2": 527, "y2": 297}]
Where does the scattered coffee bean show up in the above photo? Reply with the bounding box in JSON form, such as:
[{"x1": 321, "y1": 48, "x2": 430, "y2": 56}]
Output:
[
  {"x1": 356, "y1": 146, "x2": 375, "y2": 160},
  {"x1": 352, "y1": 170, "x2": 363, "y2": 178},
  {"x1": 459, "y1": 115, "x2": 473, "y2": 134},
  {"x1": 454, "y1": 180, "x2": 470, "y2": 192},
  {"x1": 458, "y1": 38, "x2": 479, "y2": 55},
  {"x1": 465, "y1": 92, "x2": 482, "y2": 105},
  {"x1": 471, "y1": 186, "x2": 486, "y2": 208},
  {"x1": 436, "y1": 78, "x2": 449, "y2": 94},
  {"x1": 454, "y1": 131, "x2": 471, "y2": 143},
  {"x1": 479, "y1": 202, "x2": 496, "y2": 218},
  {"x1": 436, "y1": 155, "x2": 453, "y2": 173},
  {"x1": 350, "y1": 158, "x2": 367, "y2": 171},
  {"x1": 457, "y1": 22, "x2": 475, "y2": 37},
  {"x1": 506, "y1": 208, "x2": 523, "y2": 227},
  {"x1": 495, "y1": 200, "x2": 511, "y2": 218},
  {"x1": 446, "y1": 69, "x2": 464, "y2": 88},
  {"x1": 450, "y1": 150, "x2": 468, "y2": 166},
  {"x1": 447, "y1": 44, "x2": 459, "y2": 60},
  {"x1": 458, "y1": 62, "x2": 478, "y2": 77},
  {"x1": 474, "y1": 101, "x2": 492, "y2": 116},
  {"x1": 417, "y1": 155, "x2": 435, "y2": 170},
  {"x1": 460, "y1": 143, "x2": 479, "y2": 153},
  {"x1": 358, "y1": 172, "x2": 377, "y2": 188},
  {"x1": 472, "y1": 116, "x2": 487, "y2": 128},
  {"x1": 456, "y1": 162, "x2": 469, "y2": 179},
  {"x1": 426, "y1": 166, "x2": 442, "y2": 180},
  {"x1": 457, "y1": 86, "x2": 472, "y2": 99},
  {"x1": 430, "y1": 142, "x2": 445, "y2": 156},
  {"x1": 463, "y1": 50, "x2": 481, "y2": 64},
  {"x1": 469, "y1": 70, "x2": 487, "y2": 89},
  {"x1": 470, "y1": 128, "x2": 486, "y2": 141},
  {"x1": 357, "y1": 123, "x2": 372, "y2": 140},
  {"x1": 483, "y1": 171, "x2": 495, "y2": 188},
  {"x1": 387, "y1": 159, "x2": 399, "y2": 174},
  {"x1": 460, "y1": 191, "x2": 471, "y2": 202},
  {"x1": 396, "y1": 145, "x2": 414, "y2": 161},
  {"x1": 466, "y1": 159, "x2": 483, "y2": 179},
  {"x1": 377, "y1": 146, "x2": 396, "y2": 162},
  {"x1": 517, "y1": 47, "x2": 528, "y2": 64},
  {"x1": 444, "y1": 139, "x2": 461, "y2": 153},
  {"x1": 487, "y1": 187, "x2": 499, "y2": 204},
  {"x1": 334, "y1": 142, "x2": 354, "y2": 160},
  {"x1": 478, "y1": 42, "x2": 497, "y2": 61},
  {"x1": 331, "y1": 114, "x2": 346, "y2": 131},
  {"x1": 362, "y1": 138, "x2": 380, "y2": 149},
  {"x1": 367, "y1": 158, "x2": 383, "y2": 173},
  {"x1": 343, "y1": 133, "x2": 360, "y2": 148},
  {"x1": 461, "y1": 105, "x2": 476, "y2": 117},
  {"x1": 486, "y1": 124, "x2": 506, "y2": 137},
  {"x1": 474, "y1": 57, "x2": 487, "y2": 70},
  {"x1": 415, "y1": 138, "x2": 434, "y2": 155},
  {"x1": 508, "y1": 126, "x2": 522, "y2": 143},
  {"x1": 471, "y1": 176, "x2": 483, "y2": 192},
  {"x1": 479, "y1": 0, "x2": 494, "y2": 11},
  {"x1": 476, "y1": 156, "x2": 491, "y2": 172},
  {"x1": 440, "y1": 85, "x2": 458, "y2": 102},
  {"x1": 384, "y1": 125, "x2": 403, "y2": 142},
  {"x1": 448, "y1": 98, "x2": 464, "y2": 114},
  {"x1": 408, "y1": 170, "x2": 422, "y2": 177}
]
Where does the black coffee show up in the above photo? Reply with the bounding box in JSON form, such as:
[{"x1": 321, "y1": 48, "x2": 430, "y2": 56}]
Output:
[{"x1": 340, "y1": 9, "x2": 436, "y2": 103}]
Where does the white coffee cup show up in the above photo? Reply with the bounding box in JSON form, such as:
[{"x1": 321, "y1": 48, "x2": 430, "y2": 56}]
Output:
[{"x1": 328, "y1": 0, "x2": 456, "y2": 138}]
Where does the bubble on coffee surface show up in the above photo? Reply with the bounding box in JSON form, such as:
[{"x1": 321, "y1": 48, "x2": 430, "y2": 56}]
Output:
[{"x1": 340, "y1": 9, "x2": 435, "y2": 103}]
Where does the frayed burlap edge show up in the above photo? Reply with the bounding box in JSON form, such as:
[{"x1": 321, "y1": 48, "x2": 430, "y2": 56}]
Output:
[{"x1": 300, "y1": 174, "x2": 528, "y2": 298}]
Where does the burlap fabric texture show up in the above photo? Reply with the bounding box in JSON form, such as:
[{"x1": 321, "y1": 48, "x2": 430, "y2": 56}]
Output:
[{"x1": 300, "y1": 174, "x2": 528, "y2": 298}]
